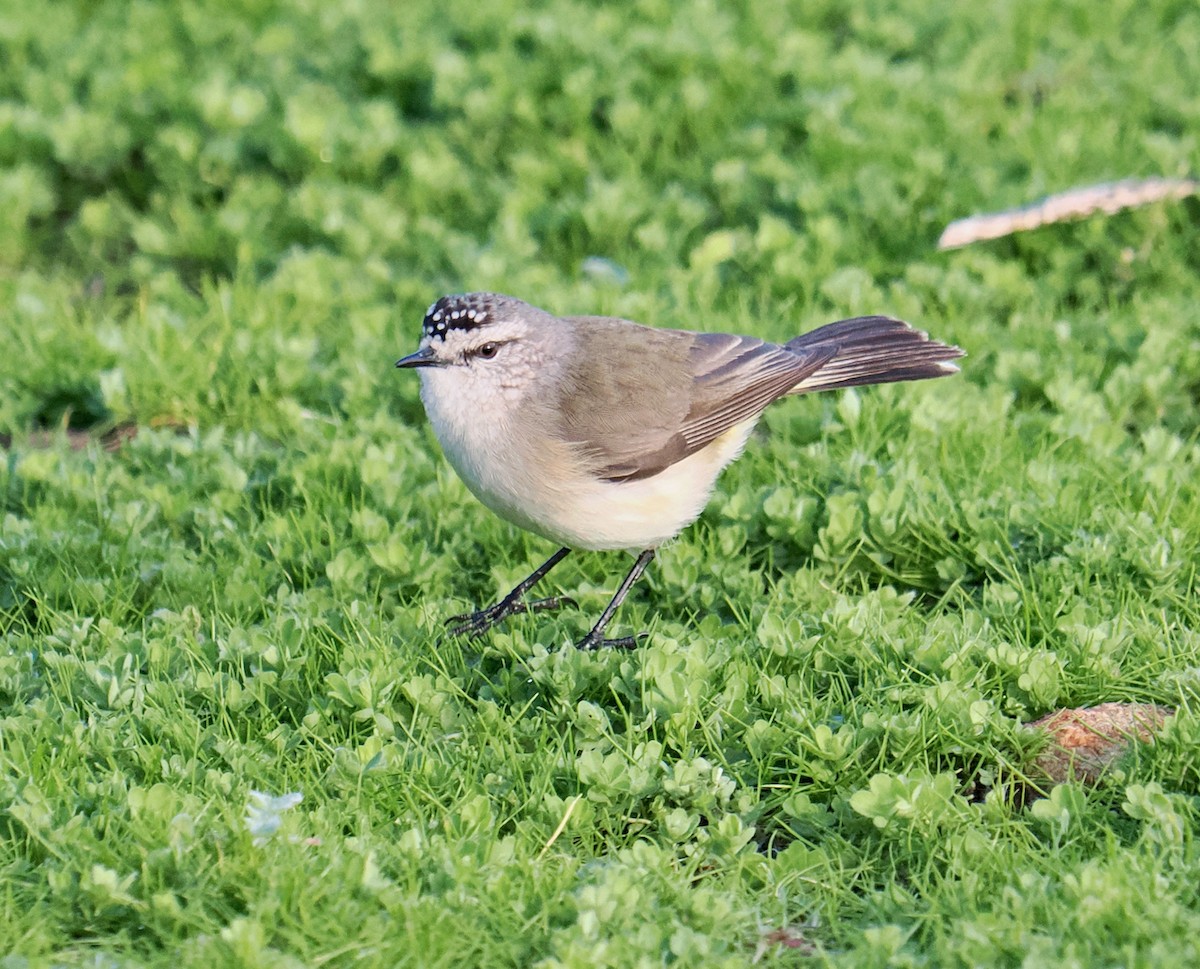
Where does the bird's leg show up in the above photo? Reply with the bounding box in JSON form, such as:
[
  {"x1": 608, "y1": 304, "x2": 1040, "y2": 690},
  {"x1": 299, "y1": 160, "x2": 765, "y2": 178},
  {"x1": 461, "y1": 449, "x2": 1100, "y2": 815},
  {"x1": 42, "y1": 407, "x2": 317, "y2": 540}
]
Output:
[
  {"x1": 576, "y1": 549, "x2": 656, "y2": 650},
  {"x1": 445, "y1": 547, "x2": 575, "y2": 638}
]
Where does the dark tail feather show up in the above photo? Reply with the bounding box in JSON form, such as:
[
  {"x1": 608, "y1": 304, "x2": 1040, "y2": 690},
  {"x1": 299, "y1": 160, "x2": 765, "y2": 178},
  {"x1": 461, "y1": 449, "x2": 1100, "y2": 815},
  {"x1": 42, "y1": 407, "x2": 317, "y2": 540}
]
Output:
[{"x1": 785, "y1": 315, "x2": 964, "y2": 394}]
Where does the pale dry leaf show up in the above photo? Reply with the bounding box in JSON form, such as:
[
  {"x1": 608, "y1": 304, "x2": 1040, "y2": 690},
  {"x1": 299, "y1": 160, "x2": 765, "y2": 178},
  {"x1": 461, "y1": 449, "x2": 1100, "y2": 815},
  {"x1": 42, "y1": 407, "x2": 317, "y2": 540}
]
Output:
[{"x1": 938, "y1": 178, "x2": 1198, "y2": 249}]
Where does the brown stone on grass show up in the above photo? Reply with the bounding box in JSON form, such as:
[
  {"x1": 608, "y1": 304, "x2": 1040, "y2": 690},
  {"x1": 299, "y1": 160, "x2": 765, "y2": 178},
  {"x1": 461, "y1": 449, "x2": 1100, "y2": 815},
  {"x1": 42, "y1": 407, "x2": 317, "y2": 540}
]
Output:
[{"x1": 1028, "y1": 702, "x2": 1173, "y2": 786}]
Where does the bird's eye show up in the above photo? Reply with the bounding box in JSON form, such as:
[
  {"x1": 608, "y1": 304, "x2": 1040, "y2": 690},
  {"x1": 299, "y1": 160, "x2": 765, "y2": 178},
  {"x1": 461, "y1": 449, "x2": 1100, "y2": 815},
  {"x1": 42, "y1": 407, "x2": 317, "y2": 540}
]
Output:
[{"x1": 476, "y1": 342, "x2": 499, "y2": 359}]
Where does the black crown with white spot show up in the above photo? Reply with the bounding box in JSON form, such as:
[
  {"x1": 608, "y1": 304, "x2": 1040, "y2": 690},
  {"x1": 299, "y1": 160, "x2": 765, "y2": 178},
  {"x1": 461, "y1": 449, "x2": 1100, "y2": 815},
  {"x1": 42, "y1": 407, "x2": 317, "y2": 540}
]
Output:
[{"x1": 422, "y1": 293, "x2": 495, "y2": 340}]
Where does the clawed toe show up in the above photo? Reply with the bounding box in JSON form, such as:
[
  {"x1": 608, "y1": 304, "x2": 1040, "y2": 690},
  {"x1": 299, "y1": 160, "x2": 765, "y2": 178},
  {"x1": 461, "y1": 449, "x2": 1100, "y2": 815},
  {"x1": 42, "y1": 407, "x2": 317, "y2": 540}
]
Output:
[
  {"x1": 443, "y1": 609, "x2": 498, "y2": 639},
  {"x1": 525, "y1": 594, "x2": 579, "y2": 615},
  {"x1": 443, "y1": 594, "x2": 578, "y2": 639},
  {"x1": 575, "y1": 630, "x2": 647, "y2": 651}
]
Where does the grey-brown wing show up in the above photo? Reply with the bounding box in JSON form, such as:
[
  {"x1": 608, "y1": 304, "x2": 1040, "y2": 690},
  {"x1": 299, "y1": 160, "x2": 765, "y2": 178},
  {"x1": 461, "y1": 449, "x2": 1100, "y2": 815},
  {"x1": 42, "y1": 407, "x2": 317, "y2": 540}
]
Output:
[
  {"x1": 674, "y1": 332, "x2": 836, "y2": 461},
  {"x1": 551, "y1": 319, "x2": 833, "y2": 482},
  {"x1": 549, "y1": 318, "x2": 694, "y2": 481}
]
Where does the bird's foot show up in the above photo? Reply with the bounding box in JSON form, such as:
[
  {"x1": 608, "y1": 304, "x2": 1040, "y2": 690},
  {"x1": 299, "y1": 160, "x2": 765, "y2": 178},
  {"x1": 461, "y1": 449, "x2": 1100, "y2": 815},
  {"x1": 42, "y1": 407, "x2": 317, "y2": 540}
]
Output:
[
  {"x1": 575, "y1": 629, "x2": 647, "y2": 651},
  {"x1": 444, "y1": 595, "x2": 577, "y2": 639}
]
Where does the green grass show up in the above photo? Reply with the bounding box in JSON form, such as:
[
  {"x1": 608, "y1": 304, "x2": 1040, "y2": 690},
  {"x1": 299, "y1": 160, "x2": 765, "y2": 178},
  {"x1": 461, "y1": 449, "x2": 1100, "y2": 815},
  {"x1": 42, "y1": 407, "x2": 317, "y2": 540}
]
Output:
[{"x1": 3, "y1": 0, "x2": 1200, "y2": 964}]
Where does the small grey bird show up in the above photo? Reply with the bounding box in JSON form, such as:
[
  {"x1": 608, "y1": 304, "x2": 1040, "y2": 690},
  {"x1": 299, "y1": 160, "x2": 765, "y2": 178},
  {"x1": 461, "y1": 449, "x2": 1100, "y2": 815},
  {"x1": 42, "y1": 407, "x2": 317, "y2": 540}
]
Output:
[{"x1": 397, "y1": 293, "x2": 963, "y2": 649}]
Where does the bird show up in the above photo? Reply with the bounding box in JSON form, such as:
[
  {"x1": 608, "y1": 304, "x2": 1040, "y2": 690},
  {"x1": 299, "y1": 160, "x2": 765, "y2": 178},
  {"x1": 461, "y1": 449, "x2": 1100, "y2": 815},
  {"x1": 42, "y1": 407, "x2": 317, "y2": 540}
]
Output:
[{"x1": 396, "y1": 292, "x2": 963, "y2": 649}]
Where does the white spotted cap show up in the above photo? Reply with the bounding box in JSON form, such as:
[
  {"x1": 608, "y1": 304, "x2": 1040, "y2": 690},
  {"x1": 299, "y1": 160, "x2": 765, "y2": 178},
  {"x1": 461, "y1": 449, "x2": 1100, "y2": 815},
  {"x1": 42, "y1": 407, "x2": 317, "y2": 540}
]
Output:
[{"x1": 422, "y1": 294, "x2": 498, "y2": 340}]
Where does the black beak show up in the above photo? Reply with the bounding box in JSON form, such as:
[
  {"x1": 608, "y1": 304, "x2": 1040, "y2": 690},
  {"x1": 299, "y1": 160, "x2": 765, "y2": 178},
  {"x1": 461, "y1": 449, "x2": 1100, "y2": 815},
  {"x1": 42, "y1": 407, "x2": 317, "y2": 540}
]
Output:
[{"x1": 395, "y1": 346, "x2": 440, "y2": 369}]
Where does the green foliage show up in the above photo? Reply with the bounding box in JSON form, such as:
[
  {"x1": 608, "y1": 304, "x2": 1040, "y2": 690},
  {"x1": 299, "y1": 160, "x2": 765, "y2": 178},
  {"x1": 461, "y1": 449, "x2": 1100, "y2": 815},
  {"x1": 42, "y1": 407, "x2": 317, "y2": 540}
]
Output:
[{"x1": 2, "y1": 0, "x2": 1200, "y2": 964}]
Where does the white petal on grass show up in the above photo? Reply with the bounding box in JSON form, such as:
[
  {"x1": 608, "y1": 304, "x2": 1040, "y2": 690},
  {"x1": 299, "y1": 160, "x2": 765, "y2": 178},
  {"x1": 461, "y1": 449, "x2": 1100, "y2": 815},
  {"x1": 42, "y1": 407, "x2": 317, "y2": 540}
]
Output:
[
  {"x1": 245, "y1": 789, "x2": 303, "y2": 843},
  {"x1": 580, "y1": 256, "x2": 630, "y2": 284}
]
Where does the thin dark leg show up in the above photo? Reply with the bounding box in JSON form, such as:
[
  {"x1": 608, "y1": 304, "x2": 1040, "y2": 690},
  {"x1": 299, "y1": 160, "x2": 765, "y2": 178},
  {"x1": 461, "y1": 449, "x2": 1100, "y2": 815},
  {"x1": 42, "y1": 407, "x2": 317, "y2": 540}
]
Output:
[
  {"x1": 576, "y1": 548, "x2": 656, "y2": 650},
  {"x1": 445, "y1": 547, "x2": 574, "y2": 639}
]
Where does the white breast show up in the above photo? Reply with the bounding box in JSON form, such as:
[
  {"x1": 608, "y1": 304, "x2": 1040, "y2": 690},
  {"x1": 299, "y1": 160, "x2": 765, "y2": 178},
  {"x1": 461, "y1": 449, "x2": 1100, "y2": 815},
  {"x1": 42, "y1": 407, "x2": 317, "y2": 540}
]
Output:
[{"x1": 419, "y1": 367, "x2": 757, "y2": 552}]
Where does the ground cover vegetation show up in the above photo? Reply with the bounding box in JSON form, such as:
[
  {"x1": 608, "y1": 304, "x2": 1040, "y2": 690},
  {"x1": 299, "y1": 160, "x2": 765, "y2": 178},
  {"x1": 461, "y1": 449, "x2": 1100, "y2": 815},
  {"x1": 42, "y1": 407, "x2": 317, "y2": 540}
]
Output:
[{"x1": 1, "y1": 0, "x2": 1199, "y2": 965}]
